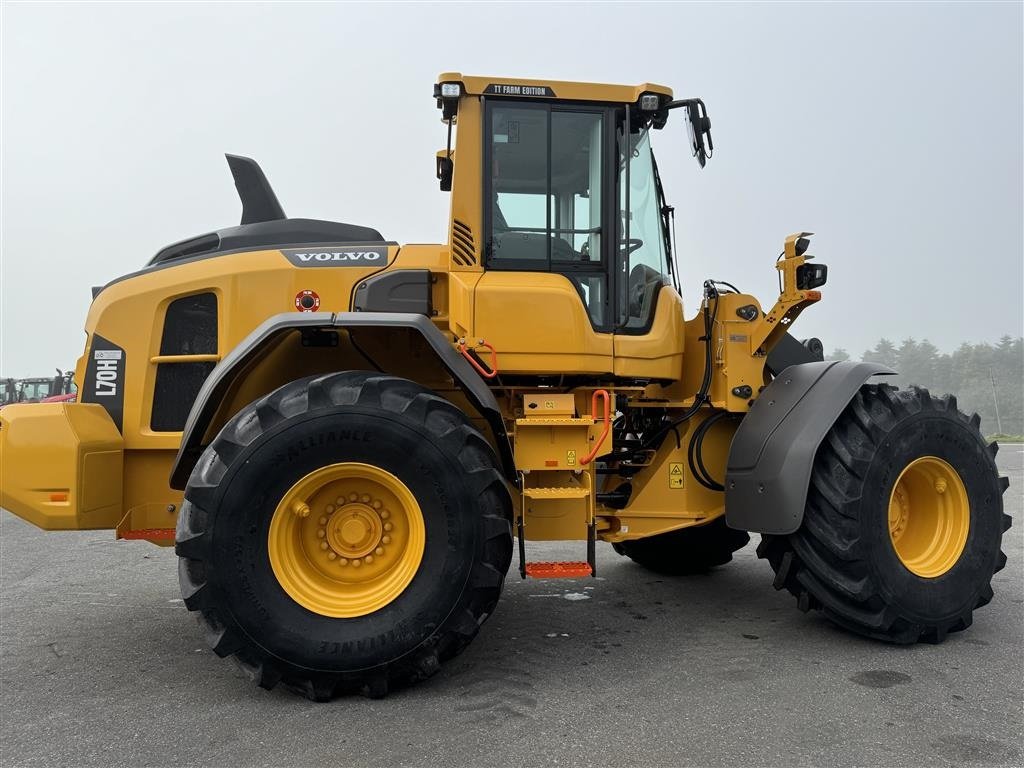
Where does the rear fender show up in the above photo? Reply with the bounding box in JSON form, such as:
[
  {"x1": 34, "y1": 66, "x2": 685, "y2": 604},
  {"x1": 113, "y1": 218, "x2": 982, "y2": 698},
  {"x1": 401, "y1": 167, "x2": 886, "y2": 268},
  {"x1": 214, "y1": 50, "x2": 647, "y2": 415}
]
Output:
[{"x1": 725, "y1": 361, "x2": 895, "y2": 534}]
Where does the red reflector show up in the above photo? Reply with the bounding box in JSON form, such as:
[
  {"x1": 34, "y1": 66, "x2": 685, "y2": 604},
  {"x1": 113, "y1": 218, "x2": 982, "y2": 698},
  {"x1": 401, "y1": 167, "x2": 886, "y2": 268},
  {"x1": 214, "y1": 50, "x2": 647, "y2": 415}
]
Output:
[
  {"x1": 806, "y1": 290, "x2": 822, "y2": 301},
  {"x1": 48, "y1": 492, "x2": 68, "y2": 502},
  {"x1": 544, "y1": 460, "x2": 558, "y2": 467},
  {"x1": 525, "y1": 561, "x2": 593, "y2": 578}
]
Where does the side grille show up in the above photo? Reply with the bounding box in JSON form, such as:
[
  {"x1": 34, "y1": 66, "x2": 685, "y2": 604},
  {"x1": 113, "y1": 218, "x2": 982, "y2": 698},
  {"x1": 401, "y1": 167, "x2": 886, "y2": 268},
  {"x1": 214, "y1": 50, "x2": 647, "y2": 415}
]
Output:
[
  {"x1": 150, "y1": 292, "x2": 218, "y2": 432},
  {"x1": 452, "y1": 219, "x2": 477, "y2": 267}
]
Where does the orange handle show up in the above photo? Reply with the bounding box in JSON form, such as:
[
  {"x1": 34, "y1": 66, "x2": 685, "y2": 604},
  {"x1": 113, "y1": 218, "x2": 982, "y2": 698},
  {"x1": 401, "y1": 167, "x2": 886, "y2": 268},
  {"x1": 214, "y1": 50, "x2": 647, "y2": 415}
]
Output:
[
  {"x1": 580, "y1": 389, "x2": 611, "y2": 465},
  {"x1": 458, "y1": 339, "x2": 499, "y2": 379}
]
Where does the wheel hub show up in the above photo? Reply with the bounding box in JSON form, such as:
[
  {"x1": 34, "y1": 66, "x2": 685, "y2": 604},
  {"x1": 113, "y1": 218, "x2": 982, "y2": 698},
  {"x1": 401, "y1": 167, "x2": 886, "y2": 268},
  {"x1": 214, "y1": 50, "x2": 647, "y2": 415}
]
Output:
[
  {"x1": 325, "y1": 502, "x2": 384, "y2": 560},
  {"x1": 267, "y1": 462, "x2": 425, "y2": 617},
  {"x1": 887, "y1": 455, "x2": 970, "y2": 579}
]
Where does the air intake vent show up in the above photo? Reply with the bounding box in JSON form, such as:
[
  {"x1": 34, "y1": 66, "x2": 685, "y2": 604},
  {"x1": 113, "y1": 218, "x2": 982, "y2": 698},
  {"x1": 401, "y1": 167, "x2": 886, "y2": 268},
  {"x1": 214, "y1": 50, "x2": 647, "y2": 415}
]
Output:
[
  {"x1": 451, "y1": 219, "x2": 477, "y2": 266},
  {"x1": 151, "y1": 292, "x2": 218, "y2": 432}
]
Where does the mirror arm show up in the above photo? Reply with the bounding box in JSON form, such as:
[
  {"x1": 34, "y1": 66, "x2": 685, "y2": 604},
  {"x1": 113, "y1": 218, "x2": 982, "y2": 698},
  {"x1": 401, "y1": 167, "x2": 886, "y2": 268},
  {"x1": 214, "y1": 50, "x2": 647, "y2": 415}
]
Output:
[{"x1": 663, "y1": 98, "x2": 701, "y2": 111}]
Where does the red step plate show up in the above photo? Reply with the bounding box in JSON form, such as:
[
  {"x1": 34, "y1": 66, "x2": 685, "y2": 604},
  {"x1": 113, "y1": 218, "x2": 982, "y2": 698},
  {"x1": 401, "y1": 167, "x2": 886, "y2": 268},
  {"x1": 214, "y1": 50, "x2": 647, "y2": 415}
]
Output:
[{"x1": 524, "y1": 561, "x2": 593, "y2": 578}]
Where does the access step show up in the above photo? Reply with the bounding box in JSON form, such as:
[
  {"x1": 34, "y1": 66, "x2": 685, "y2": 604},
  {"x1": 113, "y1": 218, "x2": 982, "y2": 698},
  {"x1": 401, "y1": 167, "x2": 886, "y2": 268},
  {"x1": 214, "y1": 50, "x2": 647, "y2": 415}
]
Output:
[
  {"x1": 524, "y1": 561, "x2": 593, "y2": 579},
  {"x1": 522, "y1": 486, "x2": 590, "y2": 500}
]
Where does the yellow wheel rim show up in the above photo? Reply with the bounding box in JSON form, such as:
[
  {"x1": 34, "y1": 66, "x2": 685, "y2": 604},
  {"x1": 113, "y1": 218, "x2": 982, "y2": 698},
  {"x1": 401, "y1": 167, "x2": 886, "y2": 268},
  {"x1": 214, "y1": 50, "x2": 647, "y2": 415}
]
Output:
[
  {"x1": 268, "y1": 462, "x2": 425, "y2": 618},
  {"x1": 887, "y1": 456, "x2": 970, "y2": 578}
]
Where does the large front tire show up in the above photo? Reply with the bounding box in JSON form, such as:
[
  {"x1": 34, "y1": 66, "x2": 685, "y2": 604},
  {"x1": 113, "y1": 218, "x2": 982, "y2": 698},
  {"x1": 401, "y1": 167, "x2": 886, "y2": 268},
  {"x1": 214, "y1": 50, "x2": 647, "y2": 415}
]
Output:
[
  {"x1": 759, "y1": 384, "x2": 1011, "y2": 644},
  {"x1": 175, "y1": 372, "x2": 513, "y2": 700}
]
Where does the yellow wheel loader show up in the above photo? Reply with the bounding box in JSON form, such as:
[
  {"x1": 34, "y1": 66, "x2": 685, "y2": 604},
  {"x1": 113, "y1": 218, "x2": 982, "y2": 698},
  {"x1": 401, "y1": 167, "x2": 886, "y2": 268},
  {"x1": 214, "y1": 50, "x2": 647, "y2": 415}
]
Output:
[{"x1": 0, "y1": 74, "x2": 1010, "y2": 700}]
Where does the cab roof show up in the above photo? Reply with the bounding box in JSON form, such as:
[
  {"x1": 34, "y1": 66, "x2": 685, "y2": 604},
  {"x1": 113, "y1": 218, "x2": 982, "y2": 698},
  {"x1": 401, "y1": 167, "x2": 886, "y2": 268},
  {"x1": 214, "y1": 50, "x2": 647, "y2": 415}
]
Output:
[{"x1": 437, "y1": 72, "x2": 673, "y2": 104}]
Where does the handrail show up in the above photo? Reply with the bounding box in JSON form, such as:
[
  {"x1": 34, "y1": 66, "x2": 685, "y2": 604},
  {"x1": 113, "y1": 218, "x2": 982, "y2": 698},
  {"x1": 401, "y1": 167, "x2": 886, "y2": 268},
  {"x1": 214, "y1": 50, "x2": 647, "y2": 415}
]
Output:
[
  {"x1": 457, "y1": 339, "x2": 499, "y2": 379},
  {"x1": 580, "y1": 389, "x2": 611, "y2": 465}
]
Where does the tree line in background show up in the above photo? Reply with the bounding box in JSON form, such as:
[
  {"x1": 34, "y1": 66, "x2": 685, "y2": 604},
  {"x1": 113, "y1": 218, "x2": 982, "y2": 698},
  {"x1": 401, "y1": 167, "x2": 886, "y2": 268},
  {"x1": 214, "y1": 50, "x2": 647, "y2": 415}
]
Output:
[{"x1": 827, "y1": 336, "x2": 1024, "y2": 437}]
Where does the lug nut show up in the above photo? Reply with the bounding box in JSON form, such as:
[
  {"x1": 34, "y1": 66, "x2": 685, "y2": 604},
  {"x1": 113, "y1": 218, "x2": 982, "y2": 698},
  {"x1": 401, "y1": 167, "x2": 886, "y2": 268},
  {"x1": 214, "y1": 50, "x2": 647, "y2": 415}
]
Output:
[
  {"x1": 382, "y1": 535, "x2": 391, "y2": 545},
  {"x1": 383, "y1": 522, "x2": 393, "y2": 532},
  {"x1": 327, "y1": 552, "x2": 337, "y2": 560},
  {"x1": 372, "y1": 500, "x2": 382, "y2": 509},
  {"x1": 360, "y1": 494, "x2": 370, "y2": 504},
  {"x1": 326, "y1": 505, "x2": 335, "y2": 514},
  {"x1": 364, "y1": 555, "x2": 374, "y2": 564},
  {"x1": 317, "y1": 529, "x2": 326, "y2": 539},
  {"x1": 375, "y1": 547, "x2": 384, "y2": 556},
  {"x1": 352, "y1": 559, "x2": 362, "y2": 568},
  {"x1": 318, "y1": 516, "x2": 327, "y2": 525},
  {"x1": 320, "y1": 542, "x2": 328, "y2": 551},
  {"x1": 339, "y1": 558, "x2": 349, "y2": 567},
  {"x1": 349, "y1": 493, "x2": 359, "y2": 502},
  {"x1": 380, "y1": 509, "x2": 390, "y2": 520}
]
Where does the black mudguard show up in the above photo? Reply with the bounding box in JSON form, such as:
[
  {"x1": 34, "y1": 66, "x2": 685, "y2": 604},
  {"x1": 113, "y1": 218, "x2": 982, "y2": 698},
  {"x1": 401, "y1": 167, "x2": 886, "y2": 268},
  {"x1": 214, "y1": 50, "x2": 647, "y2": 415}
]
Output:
[
  {"x1": 169, "y1": 311, "x2": 512, "y2": 489},
  {"x1": 725, "y1": 361, "x2": 895, "y2": 535}
]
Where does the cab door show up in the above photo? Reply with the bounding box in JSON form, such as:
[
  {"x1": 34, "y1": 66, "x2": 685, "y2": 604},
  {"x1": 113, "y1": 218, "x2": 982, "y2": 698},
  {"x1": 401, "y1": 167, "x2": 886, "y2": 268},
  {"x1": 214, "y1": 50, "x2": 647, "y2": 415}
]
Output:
[{"x1": 472, "y1": 100, "x2": 616, "y2": 375}]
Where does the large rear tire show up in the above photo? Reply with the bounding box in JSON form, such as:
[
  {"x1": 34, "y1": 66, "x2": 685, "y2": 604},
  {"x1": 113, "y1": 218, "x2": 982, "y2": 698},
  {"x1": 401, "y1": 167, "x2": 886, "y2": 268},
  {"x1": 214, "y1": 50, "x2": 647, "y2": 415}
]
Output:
[
  {"x1": 175, "y1": 372, "x2": 512, "y2": 699},
  {"x1": 613, "y1": 518, "x2": 750, "y2": 575},
  {"x1": 759, "y1": 384, "x2": 1011, "y2": 644}
]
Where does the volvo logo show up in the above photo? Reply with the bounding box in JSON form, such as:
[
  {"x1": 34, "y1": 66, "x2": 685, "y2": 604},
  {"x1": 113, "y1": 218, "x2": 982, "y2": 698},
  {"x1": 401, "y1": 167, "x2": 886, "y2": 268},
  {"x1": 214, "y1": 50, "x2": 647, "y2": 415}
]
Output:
[
  {"x1": 294, "y1": 251, "x2": 382, "y2": 262},
  {"x1": 281, "y1": 246, "x2": 389, "y2": 268}
]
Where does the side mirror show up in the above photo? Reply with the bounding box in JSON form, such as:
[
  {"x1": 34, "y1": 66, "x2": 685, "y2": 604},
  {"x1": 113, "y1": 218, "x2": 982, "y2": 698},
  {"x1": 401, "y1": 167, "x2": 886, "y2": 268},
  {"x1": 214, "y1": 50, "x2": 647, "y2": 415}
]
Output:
[
  {"x1": 436, "y1": 156, "x2": 453, "y2": 192},
  {"x1": 682, "y1": 100, "x2": 713, "y2": 168}
]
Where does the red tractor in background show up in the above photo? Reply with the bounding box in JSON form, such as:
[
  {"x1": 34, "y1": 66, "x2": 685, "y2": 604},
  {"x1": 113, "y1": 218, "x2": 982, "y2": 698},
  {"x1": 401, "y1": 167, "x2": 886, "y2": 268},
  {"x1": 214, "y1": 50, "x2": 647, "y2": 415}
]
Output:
[{"x1": 0, "y1": 370, "x2": 76, "y2": 406}]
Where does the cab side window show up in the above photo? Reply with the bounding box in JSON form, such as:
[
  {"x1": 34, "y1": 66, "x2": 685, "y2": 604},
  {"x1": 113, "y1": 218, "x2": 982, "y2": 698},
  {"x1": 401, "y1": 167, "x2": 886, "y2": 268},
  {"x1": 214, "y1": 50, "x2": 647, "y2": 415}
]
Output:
[{"x1": 487, "y1": 103, "x2": 608, "y2": 326}]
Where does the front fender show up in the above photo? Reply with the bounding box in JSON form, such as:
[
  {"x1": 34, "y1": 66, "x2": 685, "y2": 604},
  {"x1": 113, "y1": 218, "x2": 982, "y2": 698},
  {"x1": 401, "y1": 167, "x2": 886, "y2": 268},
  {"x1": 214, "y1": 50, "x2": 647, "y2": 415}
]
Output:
[{"x1": 725, "y1": 361, "x2": 895, "y2": 534}]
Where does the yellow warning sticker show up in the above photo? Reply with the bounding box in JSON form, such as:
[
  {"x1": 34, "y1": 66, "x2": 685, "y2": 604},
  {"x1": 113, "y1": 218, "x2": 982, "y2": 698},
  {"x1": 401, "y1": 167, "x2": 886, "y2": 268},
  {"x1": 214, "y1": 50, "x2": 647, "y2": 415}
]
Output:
[
  {"x1": 567, "y1": 449, "x2": 577, "y2": 466},
  {"x1": 669, "y1": 462, "x2": 684, "y2": 489}
]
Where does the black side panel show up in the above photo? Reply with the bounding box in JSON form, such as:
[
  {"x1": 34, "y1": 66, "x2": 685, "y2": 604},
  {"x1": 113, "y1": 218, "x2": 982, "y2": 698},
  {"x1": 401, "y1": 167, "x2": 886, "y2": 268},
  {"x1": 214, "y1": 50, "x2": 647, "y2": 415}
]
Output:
[
  {"x1": 169, "y1": 312, "x2": 513, "y2": 489},
  {"x1": 80, "y1": 334, "x2": 126, "y2": 432},
  {"x1": 725, "y1": 361, "x2": 895, "y2": 534},
  {"x1": 225, "y1": 154, "x2": 286, "y2": 225},
  {"x1": 353, "y1": 270, "x2": 432, "y2": 315},
  {"x1": 765, "y1": 332, "x2": 824, "y2": 376},
  {"x1": 146, "y1": 220, "x2": 388, "y2": 268},
  {"x1": 150, "y1": 233, "x2": 222, "y2": 267}
]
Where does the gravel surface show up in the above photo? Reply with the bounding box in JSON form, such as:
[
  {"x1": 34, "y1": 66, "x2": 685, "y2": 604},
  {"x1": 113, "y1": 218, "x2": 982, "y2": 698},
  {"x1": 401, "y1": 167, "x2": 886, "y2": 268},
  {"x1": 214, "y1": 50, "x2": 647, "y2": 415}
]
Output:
[{"x1": 2, "y1": 446, "x2": 1021, "y2": 768}]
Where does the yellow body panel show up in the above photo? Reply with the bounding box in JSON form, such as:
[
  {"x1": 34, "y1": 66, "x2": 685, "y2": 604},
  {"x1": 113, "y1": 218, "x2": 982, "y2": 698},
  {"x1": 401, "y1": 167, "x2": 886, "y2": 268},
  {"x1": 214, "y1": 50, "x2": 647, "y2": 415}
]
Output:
[
  {"x1": 473, "y1": 272, "x2": 613, "y2": 374},
  {"x1": 446, "y1": 94, "x2": 486, "y2": 274},
  {"x1": 613, "y1": 288, "x2": 686, "y2": 380},
  {"x1": 599, "y1": 410, "x2": 734, "y2": 542},
  {"x1": 117, "y1": 450, "x2": 181, "y2": 544},
  {"x1": 0, "y1": 403, "x2": 123, "y2": 530}
]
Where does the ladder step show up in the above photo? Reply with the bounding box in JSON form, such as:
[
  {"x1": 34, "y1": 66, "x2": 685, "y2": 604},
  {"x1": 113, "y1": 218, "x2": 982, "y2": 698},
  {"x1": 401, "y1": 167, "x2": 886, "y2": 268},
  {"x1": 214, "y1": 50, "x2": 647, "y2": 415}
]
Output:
[
  {"x1": 523, "y1": 487, "x2": 590, "y2": 499},
  {"x1": 515, "y1": 417, "x2": 594, "y2": 426},
  {"x1": 524, "y1": 561, "x2": 593, "y2": 578}
]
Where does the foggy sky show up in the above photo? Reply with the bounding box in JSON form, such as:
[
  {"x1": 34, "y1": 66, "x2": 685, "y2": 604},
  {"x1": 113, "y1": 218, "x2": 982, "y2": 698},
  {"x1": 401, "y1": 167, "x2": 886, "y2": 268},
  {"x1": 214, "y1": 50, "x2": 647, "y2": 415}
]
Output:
[{"x1": 2, "y1": 2, "x2": 1022, "y2": 377}]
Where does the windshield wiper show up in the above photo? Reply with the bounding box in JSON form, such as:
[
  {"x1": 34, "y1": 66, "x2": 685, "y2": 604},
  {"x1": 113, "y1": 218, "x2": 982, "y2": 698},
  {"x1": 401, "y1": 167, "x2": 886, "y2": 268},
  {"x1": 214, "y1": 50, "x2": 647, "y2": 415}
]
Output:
[{"x1": 651, "y1": 151, "x2": 680, "y2": 295}]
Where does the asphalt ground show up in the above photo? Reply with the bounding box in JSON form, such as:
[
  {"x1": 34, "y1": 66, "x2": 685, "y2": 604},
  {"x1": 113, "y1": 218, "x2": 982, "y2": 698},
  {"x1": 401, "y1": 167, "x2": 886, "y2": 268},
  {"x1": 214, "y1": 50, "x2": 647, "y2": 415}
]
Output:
[{"x1": 1, "y1": 446, "x2": 1021, "y2": 768}]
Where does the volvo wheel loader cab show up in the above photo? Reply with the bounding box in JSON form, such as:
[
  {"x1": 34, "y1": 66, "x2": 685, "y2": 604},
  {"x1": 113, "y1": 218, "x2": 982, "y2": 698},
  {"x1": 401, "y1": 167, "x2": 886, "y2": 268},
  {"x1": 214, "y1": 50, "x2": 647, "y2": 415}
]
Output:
[{"x1": 0, "y1": 73, "x2": 1010, "y2": 700}]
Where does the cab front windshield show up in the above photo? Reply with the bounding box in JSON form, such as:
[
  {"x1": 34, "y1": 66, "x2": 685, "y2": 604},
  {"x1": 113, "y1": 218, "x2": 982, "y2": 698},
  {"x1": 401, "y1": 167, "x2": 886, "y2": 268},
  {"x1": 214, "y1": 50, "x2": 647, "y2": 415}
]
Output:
[{"x1": 618, "y1": 128, "x2": 673, "y2": 329}]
